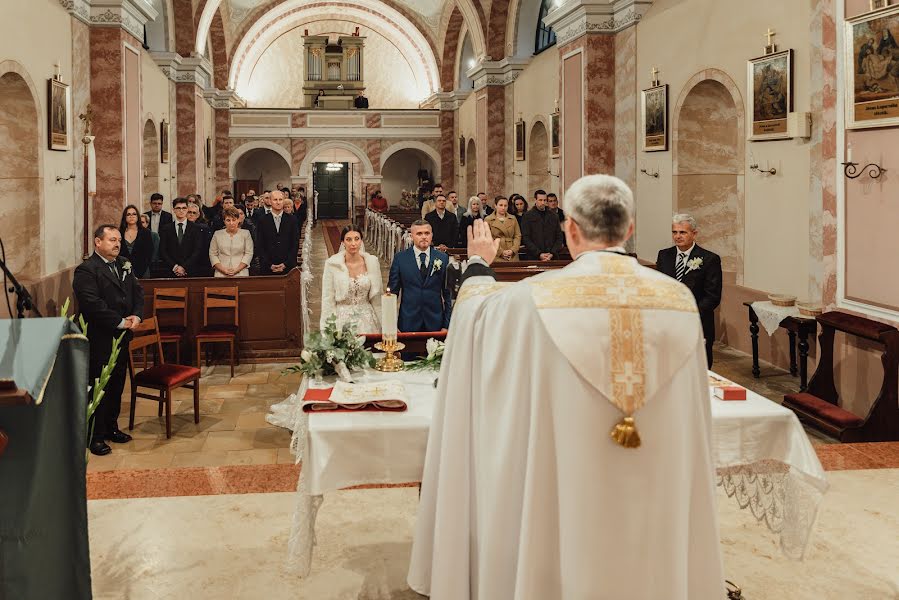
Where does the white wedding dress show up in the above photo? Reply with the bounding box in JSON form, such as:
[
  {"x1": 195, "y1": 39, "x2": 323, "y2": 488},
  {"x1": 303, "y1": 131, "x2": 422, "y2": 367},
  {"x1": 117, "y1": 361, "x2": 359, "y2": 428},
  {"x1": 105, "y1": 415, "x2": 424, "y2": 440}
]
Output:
[{"x1": 332, "y1": 273, "x2": 379, "y2": 333}]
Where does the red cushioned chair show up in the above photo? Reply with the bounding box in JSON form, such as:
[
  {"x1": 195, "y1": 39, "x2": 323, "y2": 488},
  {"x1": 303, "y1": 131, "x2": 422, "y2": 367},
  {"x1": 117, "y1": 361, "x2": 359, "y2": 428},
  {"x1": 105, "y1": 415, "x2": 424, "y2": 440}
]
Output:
[
  {"x1": 128, "y1": 316, "x2": 201, "y2": 439},
  {"x1": 153, "y1": 287, "x2": 187, "y2": 364},
  {"x1": 196, "y1": 286, "x2": 239, "y2": 377}
]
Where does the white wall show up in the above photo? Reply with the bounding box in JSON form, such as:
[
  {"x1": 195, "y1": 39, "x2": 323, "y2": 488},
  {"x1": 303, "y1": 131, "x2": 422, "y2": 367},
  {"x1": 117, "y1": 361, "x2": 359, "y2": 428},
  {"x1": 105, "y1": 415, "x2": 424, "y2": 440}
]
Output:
[{"x1": 141, "y1": 49, "x2": 174, "y2": 203}]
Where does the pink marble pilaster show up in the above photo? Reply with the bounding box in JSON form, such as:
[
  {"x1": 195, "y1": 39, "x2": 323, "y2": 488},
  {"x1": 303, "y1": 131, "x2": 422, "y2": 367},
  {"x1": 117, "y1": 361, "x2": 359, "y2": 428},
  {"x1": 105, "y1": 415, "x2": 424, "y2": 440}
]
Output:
[
  {"x1": 485, "y1": 86, "x2": 506, "y2": 195},
  {"x1": 819, "y1": 0, "x2": 837, "y2": 307},
  {"x1": 89, "y1": 27, "x2": 130, "y2": 227},
  {"x1": 291, "y1": 112, "x2": 307, "y2": 128},
  {"x1": 440, "y1": 110, "x2": 455, "y2": 185},
  {"x1": 72, "y1": 19, "x2": 91, "y2": 257},
  {"x1": 175, "y1": 83, "x2": 199, "y2": 196},
  {"x1": 365, "y1": 138, "x2": 381, "y2": 174},
  {"x1": 583, "y1": 33, "x2": 616, "y2": 175},
  {"x1": 291, "y1": 138, "x2": 307, "y2": 175},
  {"x1": 214, "y1": 108, "x2": 230, "y2": 192}
]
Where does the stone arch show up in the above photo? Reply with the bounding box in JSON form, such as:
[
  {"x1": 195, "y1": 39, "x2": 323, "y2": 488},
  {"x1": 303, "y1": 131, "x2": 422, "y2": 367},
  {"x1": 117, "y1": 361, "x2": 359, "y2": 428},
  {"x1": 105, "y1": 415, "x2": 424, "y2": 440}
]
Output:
[
  {"x1": 142, "y1": 118, "x2": 160, "y2": 207},
  {"x1": 299, "y1": 140, "x2": 374, "y2": 178},
  {"x1": 209, "y1": 8, "x2": 229, "y2": 90},
  {"x1": 465, "y1": 138, "x2": 477, "y2": 198},
  {"x1": 234, "y1": 148, "x2": 292, "y2": 190},
  {"x1": 0, "y1": 62, "x2": 43, "y2": 285},
  {"x1": 487, "y1": 0, "x2": 512, "y2": 59},
  {"x1": 441, "y1": 7, "x2": 465, "y2": 91},
  {"x1": 230, "y1": 140, "x2": 293, "y2": 179},
  {"x1": 506, "y1": 0, "x2": 543, "y2": 60},
  {"x1": 527, "y1": 118, "x2": 550, "y2": 193},
  {"x1": 673, "y1": 69, "x2": 745, "y2": 281},
  {"x1": 173, "y1": 0, "x2": 195, "y2": 56},
  {"x1": 456, "y1": 28, "x2": 476, "y2": 90},
  {"x1": 380, "y1": 141, "x2": 442, "y2": 181}
]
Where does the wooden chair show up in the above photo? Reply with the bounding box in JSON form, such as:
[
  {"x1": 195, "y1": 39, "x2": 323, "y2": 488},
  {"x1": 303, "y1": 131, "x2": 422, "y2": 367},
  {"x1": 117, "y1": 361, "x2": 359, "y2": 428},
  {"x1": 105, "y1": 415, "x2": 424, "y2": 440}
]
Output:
[
  {"x1": 153, "y1": 287, "x2": 188, "y2": 364},
  {"x1": 196, "y1": 286, "x2": 239, "y2": 377},
  {"x1": 127, "y1": 317, "x2": 201, "y2": 439}
]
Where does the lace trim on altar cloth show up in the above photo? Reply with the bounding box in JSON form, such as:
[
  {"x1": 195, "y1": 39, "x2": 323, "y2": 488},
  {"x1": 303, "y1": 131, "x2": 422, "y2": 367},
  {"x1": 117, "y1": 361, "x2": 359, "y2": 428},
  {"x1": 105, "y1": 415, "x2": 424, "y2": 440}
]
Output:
[{"x1": 717, "y1": 459, "x2": 826, "y2": 560}]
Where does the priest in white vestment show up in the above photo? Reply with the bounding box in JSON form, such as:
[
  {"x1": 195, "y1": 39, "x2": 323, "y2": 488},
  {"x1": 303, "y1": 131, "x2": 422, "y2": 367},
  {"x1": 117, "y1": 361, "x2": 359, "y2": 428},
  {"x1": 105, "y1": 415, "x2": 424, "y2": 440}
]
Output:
[{"x1": 408, "y1": 175, "x2": 725, "y2": 600}]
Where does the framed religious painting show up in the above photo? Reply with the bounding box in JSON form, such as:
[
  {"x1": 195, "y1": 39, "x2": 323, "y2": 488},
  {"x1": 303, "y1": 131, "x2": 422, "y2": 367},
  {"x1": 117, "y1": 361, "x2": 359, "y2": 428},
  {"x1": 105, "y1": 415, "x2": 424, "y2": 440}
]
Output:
[
  {"x1": 160, "y1": 120, "x2": 169, "y2": 163},
  {"x1": 748, "y1": 49, "x2": 793, "y2": 140},
  {"x1": 641, "y1": 84, "x2": 668, "y2": 151},
  {"x1": 845, "y1": 5, "x2": 899, "y2": 129},
  {"x1": 205, "y1": 137, "x2": 212, "y2": 168},
  {"x1": 550, "y1": 112, "x2": 560, "y2": 157},
  {"x1": 459, "y1": 135, "x2": 465, "y2": 166},
  {"x1": 48, "y1": 78, "x2": 70, "y2": 151},
  {"x1": 515, "y1": 119, "x2": 526, "y2": 161}
]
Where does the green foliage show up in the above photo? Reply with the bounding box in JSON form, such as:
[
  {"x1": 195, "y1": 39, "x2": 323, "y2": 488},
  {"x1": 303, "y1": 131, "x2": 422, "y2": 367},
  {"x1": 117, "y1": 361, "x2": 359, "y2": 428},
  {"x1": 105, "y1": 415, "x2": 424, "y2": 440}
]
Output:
[
  {"x1": 405, "y1": 338, "x2": 445, "y2": 371},
  {"x1": 284, "y1": 315, "x2": 375, "y2": 377}
]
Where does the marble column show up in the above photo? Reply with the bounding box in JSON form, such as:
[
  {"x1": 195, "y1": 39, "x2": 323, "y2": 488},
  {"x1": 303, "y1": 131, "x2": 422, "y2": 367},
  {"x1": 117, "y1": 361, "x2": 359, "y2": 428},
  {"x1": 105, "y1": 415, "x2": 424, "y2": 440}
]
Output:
[
  {"x1": 214, "y1": 108, "x2": 230, "y2": 193},
  {"x1": 89, "y1": 27, "x2": 141, "y2": 226},
  {"x1": 485, "y1": 86, "x2": 506, "y2": 196},
  {"x1": 175, "y1": 82, "x2": 199, "y2": 196},
  {"x1": 440, "y1": 110, "x2": 455, "y2": 186}
]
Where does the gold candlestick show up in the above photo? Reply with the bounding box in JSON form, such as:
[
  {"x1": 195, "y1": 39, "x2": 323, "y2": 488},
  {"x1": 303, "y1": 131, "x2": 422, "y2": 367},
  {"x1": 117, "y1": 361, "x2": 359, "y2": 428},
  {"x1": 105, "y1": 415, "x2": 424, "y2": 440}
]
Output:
[{"x1": 374, "y1": 338, "x2": 405, "y2": 372}]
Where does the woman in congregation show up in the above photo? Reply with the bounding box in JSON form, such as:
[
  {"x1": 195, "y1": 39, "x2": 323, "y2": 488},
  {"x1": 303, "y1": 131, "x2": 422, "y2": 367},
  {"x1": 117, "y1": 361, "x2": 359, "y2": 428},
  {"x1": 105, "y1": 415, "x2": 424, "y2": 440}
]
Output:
[
  {"x1": 118, "y1": 205, "x2": 154, "y2": 278},
  {"x1": 509, "y1": 194, "x2": 529, "y2": 227},
  {"x1": 457, "y1": 196, "x2": 488, "y2": 246},
  {"x1": 209, "y1": 207, "x2": 254, "y2": 277},
  {"x1": 485, "y1": 196, "x2": 521, "y2": 262},
  {"x1": 139, "y1": 213, "x2": 161, "y2": 277},
  {"x1": 320, "y1": 224, "x2": 382, "y2": 333}
]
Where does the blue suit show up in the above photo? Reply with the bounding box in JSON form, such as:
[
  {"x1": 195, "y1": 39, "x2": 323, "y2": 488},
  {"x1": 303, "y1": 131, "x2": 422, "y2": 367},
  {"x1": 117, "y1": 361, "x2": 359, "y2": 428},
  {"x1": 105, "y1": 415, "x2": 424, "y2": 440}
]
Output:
[{"x1": 388, "y1": 246, "x2": 452, "y2": 331}]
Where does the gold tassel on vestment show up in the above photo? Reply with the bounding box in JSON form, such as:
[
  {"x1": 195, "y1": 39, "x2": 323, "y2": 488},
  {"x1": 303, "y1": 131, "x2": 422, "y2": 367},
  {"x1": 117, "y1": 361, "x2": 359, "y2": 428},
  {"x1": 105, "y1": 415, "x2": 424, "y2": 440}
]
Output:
[{"x1": 610, "y1": 416, "x2": 641, "y2": 448}]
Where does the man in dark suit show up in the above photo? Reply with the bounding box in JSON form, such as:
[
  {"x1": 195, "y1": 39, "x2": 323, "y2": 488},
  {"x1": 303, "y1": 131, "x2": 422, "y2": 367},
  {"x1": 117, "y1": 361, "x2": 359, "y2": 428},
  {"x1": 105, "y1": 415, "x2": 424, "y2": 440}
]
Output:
[
  {"x1": 424, "y1": 194, "x2": 459, "y2": 251},
  {"x1": 144, "y1": 192, "x2": 173, "y2": 235},
  {"x1": 159, "y1": 197, "x2": 204, "y2": 277},
  {"x1": 256, "y1": 190, "x2": 299, "y2": 275},
  {"x1": 73, "y1": 225, "x2": 144, "y2": 455},
  {"x1": 388, "y1": 220, "x2": 453, "y2": 333},
  {"x1": 253, "y1": 191, "x2": 273, "y2": 221},
  {"x1": 656, "y1": 213, "x2": 723, "y2": 368},
  {"x1": 354, "y1": 91, "x2": 369, "y2": 108},
  {"x1": 521, "y1": 189, "x2": 564, "y2": 260}
]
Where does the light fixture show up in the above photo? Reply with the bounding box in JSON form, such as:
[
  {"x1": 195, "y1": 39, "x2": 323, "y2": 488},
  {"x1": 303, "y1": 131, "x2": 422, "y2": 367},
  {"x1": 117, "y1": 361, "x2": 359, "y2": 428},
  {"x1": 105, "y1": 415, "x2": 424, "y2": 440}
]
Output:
[{"x1": 326, "y1": 162, "x2": 343, "y2": 171}]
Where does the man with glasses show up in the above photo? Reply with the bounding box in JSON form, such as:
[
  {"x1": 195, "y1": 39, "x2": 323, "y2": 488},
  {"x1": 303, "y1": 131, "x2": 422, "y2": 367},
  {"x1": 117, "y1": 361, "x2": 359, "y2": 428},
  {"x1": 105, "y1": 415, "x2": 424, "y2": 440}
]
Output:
[
  {"x1": 159, "y1": 197, "x2": 204, "y2": 277},
  {"x1": 143, "y1": 192, "x2": 172, "y2": 234}
]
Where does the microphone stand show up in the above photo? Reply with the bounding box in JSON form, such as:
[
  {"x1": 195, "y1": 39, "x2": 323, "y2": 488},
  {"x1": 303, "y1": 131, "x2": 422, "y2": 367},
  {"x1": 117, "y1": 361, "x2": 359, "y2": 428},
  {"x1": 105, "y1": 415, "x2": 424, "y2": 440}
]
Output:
[{"x1": 0, "y1": 256, "x2": 42, "y2": 318}]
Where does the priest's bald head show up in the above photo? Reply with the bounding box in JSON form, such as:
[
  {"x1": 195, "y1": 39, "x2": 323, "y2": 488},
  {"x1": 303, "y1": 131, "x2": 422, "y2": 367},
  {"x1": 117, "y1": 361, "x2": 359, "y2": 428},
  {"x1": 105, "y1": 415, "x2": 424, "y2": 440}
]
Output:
[{"x1": 562, "y1": 174, "x2": 635, "y2": 257}]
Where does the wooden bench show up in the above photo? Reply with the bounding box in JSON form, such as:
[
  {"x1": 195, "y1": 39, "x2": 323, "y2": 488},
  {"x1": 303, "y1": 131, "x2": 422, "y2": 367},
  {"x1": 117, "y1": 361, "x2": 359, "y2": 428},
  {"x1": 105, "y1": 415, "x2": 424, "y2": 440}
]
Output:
[{"x1": 782, "y1": 311, "x2": 899, "y2": 442}]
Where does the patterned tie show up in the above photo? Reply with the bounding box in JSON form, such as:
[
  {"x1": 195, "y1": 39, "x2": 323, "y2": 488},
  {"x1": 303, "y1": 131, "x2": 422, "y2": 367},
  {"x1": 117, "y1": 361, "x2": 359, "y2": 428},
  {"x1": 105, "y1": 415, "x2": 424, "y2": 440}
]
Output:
[
  {"x1": 177, "y1": 222, "x2": 184, "y2": 242},
  {"x1": 419, "y1": 252, "x2": 428, "y2": 279},
  {"x1": 675, "y1": 252, "x2": 686, "y2": 281},
  {"x1": 108, "y1": 261, "x2": 118, "y2": 280}
]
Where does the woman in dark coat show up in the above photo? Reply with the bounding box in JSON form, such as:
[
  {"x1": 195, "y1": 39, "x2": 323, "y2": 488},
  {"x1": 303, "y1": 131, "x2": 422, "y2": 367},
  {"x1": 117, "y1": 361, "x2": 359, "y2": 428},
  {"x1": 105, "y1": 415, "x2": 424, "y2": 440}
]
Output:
[{"x1": 119, "y1": 204, "x2": 154, "y2": 278}]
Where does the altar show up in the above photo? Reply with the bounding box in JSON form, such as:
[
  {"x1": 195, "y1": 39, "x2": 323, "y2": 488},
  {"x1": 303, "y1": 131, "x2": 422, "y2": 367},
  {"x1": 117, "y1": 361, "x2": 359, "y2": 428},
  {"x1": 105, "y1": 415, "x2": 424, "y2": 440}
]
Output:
[{"x1": 277, "y1": 368, "x2": 828, "y2": 576}]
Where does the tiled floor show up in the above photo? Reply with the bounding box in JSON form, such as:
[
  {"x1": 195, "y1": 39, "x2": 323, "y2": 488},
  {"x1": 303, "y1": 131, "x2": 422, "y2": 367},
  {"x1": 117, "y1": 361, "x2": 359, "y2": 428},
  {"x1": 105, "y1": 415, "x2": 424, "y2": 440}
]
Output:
[{"x1": 86, "y1": 222, "x2": 899, "y2": 486}]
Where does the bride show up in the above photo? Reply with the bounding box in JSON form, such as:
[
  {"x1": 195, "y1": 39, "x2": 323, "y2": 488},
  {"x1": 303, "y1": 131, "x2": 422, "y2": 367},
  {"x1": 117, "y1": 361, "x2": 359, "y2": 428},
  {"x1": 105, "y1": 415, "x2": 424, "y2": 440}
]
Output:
[{"x1": 321, "y1": 224, "x2": 383, "y2": 333}]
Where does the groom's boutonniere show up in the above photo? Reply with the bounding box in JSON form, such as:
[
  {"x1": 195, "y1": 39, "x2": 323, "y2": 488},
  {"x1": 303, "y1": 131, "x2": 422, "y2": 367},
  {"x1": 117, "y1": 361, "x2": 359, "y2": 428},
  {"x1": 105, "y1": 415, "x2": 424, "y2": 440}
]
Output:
[
  {"x1": 121, "y1": 260, "x2": 132, "y2": 280},
  {"x1": 431, "y1": 258, "x2": 443, "y2": 275},
  {"x1": 686, "y1": 257, "x2": 703, "y2": 273}
]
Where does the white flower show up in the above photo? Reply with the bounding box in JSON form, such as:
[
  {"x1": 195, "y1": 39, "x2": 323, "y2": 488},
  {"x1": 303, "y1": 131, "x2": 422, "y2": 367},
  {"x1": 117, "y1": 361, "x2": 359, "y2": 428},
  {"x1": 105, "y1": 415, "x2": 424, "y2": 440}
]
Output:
[
  {"x1": 301, "y1": 349, "x2": 312, "y2": 362},
  {"x1": 122, "y1": 260, "x2": 132, "y2": 272},
  {"x1": 686, "y1": 257, "x2": 703, "y2": 273},
  {"x1": 426, "y1": 337, "x2": 439, "y2": 357},
  {"x1": 431, "y1": 259, "x2": 443, "y2": 275}
]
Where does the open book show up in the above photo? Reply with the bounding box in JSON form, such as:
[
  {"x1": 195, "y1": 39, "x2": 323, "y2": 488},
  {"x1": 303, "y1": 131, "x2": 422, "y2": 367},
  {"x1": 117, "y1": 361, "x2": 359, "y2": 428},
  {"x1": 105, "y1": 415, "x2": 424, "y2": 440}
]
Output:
[{"x1": 302, "y1": 379, "x2": 408, "y2": 412}]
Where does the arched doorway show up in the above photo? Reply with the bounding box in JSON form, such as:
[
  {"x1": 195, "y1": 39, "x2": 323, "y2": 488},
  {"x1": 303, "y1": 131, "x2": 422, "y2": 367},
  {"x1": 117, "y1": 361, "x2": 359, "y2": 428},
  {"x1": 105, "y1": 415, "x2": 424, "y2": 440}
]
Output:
[
  {"x1": 527, "y1": 121, "x2": 550, "y2": 194},
  {"x1": 381, "y1": 148, "x2": 437, "y2": 210},
  {"x1": 465, "y1": 138, "x2": 477, "y2": 199},
  {"x1": 234, "y1": 148, "x2": 293, "y2": 194},
  {"x1": 673, "y1": 76, "x2": 744, "y2": 280},
  {"x1": 0, "y1": 69, "x2": 41, "y2": 296},
  {"x1": 142, "y1": 119, "x2": 159, "y2": 207}
]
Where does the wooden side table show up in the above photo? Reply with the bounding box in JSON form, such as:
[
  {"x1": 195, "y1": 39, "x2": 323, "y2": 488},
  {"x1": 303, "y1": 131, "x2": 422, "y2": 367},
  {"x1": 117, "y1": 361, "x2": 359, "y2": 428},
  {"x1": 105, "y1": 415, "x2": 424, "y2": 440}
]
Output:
[{"x1": 744, "y1": 302, "x2": 817, "y2": 391}]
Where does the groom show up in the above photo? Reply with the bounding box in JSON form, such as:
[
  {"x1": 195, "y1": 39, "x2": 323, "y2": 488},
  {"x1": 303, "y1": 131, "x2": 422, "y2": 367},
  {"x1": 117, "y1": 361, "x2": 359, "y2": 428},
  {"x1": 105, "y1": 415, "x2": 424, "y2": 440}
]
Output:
[{"x1": 388, "y1": 220, "x2": 452, "y2": 333}]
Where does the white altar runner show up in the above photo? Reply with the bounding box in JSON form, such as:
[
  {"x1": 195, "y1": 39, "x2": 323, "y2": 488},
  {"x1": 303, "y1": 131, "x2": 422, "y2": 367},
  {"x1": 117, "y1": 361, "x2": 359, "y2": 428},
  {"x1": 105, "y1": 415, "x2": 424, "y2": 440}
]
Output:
[{"x1": 270, "y1": 368, "x2": 828, "y2": 575}]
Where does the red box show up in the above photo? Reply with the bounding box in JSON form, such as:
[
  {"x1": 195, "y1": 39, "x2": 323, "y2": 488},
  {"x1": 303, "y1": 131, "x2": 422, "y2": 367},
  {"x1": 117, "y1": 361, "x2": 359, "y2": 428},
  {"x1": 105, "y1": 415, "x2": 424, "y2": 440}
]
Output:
[{"x1": 714, "y1": 386, "x2": 746, "y2": 401}]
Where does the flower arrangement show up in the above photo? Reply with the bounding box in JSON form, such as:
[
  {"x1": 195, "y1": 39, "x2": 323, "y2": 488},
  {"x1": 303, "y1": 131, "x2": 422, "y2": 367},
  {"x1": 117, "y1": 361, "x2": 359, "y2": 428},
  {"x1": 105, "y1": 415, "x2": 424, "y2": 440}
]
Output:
[
  {"x1": 283, "y1": 315, "x2": 375, "y2": 380},
  {"x1": 406, "y1": 338, "x2": 445, "y2": 371},
  {"x1": 686, "y1": 257, "x2": 703, "y2": 273}
]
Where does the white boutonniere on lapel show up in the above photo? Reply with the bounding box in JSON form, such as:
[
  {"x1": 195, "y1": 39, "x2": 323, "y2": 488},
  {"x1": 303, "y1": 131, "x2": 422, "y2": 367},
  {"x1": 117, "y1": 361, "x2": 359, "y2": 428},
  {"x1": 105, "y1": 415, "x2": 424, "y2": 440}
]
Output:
[
  {"x1": 685, "y1": 257, "x2": 703, "y2": 273},
  {"x1": 121, "y1": 260, "x2": 132, "y2": 281},
  {"x1": 431, "y1": 258, "x2": 443, "y2": 276}
]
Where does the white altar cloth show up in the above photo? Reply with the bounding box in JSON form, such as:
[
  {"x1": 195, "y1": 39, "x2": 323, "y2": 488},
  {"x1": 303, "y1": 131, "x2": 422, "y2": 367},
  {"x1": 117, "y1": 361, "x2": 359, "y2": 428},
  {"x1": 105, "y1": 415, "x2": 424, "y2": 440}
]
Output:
[{"x1": 279, "y1": 368, "x2": 827, "y2": 575}]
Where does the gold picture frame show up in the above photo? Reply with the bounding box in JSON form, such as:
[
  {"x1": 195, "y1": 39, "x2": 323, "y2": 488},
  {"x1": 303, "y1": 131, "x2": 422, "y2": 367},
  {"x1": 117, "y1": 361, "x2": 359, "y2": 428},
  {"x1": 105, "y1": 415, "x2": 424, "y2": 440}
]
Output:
[
  {"x1": 748, "y1": 49, "x2": 793, "y2": 140},
  {"x1": 205, "y1": 136, "x2": 212, "y2": 168},
  {"x1": 845, "y1": 4, "x2": 899, "y2": 129},
  {"x1": 48, "y1": 78, "x2": 70, "y2": 151},
  {"x1": 515, "y1": 120, "x2": 526, "y2": 161},
  {"x1": 160, "y1": 120, "x2": 169, "y2": 163},
  {"x1": 459, "y1": 135, "x2": 465, "y2": 166},
  {"x1": 641, "y1": 84, "x2": 668, "y2": 151},
  {"x1": 550, "y1": 112, "x2": 560, "y2": 157}
]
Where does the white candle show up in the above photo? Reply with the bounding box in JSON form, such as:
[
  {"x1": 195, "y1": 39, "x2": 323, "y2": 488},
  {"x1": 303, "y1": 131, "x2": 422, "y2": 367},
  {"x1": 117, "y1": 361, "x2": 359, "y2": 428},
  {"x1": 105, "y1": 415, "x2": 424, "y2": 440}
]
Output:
[
  {"x1": 847, "y1": 142, "x2": 853, "y2": 164},
  {"x1": 382, "y1": 289, "x2": 397, "y2": 339}
]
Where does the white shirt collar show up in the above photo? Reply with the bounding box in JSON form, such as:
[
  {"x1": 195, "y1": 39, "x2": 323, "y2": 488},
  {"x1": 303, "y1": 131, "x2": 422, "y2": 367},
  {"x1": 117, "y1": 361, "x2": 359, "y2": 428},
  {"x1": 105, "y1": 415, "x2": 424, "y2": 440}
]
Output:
[
  {"x1": 413, "y1": 246, "x2": 430, "y2": 264},
  {"x1": 175, "y1": 218, "x2": 188, "y2": 226},
  {"x1": 677, "y1": 243, "x2": 696, "y2": 258}
]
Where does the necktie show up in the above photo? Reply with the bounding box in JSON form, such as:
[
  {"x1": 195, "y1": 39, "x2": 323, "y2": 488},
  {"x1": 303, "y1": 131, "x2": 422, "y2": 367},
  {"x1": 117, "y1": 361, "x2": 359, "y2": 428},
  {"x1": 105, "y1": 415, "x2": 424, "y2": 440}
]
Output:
[
  {"x1": 108, "y1": 261, "x2": 118, "y2": 279},
  {"x1": 274, "y1": 215, "x2": 281, "y2": 233},
  {"x1": 675, "y1": 252, "x2": 686, "y2": 281},
  {"x1": 419, "y1": 252, "x2": 427, "y2": 279},
  {"x1": 177, "y1": 222, "x2": 184, "y2": 242}
]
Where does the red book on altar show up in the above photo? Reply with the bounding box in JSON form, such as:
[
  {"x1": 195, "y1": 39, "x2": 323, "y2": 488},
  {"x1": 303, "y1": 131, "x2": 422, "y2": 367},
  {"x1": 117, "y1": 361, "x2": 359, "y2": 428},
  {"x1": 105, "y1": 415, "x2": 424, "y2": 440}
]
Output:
[
  {"x1": 713, "y1": 386, "x2": 747, "y2": 401},
  {"x1": 302, "y1": 380, "x2": 408, "y2": 412}
]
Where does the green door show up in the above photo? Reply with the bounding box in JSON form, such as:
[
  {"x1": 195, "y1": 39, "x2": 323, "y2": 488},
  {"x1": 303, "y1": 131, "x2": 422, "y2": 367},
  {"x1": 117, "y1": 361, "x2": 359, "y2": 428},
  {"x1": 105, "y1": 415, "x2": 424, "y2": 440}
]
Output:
[{"x1": 313, "y1": 162, "x2": 349, "y2": 219}]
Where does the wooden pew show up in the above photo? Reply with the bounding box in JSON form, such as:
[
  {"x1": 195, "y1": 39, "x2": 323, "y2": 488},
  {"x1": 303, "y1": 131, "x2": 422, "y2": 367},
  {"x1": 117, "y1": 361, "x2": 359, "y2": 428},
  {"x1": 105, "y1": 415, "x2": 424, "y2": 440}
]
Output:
[{"x1": 141, "y1": 268, "x2": 303, "y2": 363}]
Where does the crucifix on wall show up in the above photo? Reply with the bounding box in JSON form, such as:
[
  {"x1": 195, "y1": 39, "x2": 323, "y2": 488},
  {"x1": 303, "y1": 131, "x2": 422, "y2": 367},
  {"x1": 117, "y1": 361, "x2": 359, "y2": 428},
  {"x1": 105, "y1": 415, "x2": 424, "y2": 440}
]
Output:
[
  {"x1": 765, "y1": 28, "x2": 777, "y2": 55},
  {"x1": 650, "y1": 67, "x2": 660, "y2": 87}
]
